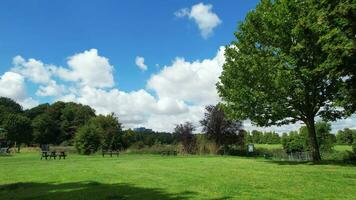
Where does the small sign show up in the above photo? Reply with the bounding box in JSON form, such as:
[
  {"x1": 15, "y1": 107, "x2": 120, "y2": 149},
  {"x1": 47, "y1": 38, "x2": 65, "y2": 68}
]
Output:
[{"x1": 248, "y1": 144, "x2": 254, "y2": 153}]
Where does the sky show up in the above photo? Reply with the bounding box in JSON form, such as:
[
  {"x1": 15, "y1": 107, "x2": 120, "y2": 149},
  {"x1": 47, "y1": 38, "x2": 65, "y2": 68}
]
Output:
[{"x1": 0, "y1": 0, "x2": 355, "y2": 133}]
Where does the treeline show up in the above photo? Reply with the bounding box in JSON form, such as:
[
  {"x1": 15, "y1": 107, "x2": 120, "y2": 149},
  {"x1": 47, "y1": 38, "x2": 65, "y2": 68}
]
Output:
[
  {"x1": 0, "y1": 97, "x2": 176, "y2": 153},
  {"x1": 244, "y1": 131, "x2": 281, "y2": 144}
]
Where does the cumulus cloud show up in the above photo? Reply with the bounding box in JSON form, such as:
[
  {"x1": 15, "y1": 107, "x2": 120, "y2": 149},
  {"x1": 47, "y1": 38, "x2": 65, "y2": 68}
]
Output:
[
  {"x1": 12, "y1": 55, "x2": 52, "y2": 84},
  {"x1": 53, "y1": 49, "x2": 114, "y2": 88},
  {"x1": 135, "y1": 56, "x2": 148, "y2": 71},
  {"x1": 36, "y1": 80, "x2": 66, "y2": 97},
  {"x1": 0, "y1": 72, "x2": 38, "y2": 109},
  {"x1": 147, "y1": 47, "x2": 225, "y2": 105},
  {"x1": 175, "y1": 3, "x2": 222, "y2": 38},
  {"x1": 5, "y1": 47, "x2": 356, "y2": 133}
]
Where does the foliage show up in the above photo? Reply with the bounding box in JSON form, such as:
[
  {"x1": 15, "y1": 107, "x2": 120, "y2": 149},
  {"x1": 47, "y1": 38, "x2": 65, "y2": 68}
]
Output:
[
  {"x1": 74, "y1": 114, "x2": 123, "y2": 154},
  {"x1": 74, "y1": 121, "x2": 104, "y2": 155},
  {"x1": 1, "y1": 113, "x2": 32, "y2": 150},
  {"x1": 200, "y1": 105, "x2": 245, "y2": 147},
  {"x1": 282, "y1": 122, "x2": 335, "y2": 153},
  {"x1": 217, "y1": 0, "x2": 355, "y2": 161},
  {"x1": 174, "y1": 122, "x2": 196, "y2": 154},
  {"x1": 32, "y1": 113, "x2": 62, "y2": 145},
  {"x1": 336, "y1": 128, "x2": 355, "y2": 145},
  {"x1": 246, "y1": 130, "x2": 280, "y2": 144}
]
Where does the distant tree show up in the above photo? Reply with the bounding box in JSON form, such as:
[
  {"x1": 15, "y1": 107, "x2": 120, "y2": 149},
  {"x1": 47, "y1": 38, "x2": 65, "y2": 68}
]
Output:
[
  {"x1": 336, "y1": 128, "x2": 355, "y2": 145},
  {"x1": 300, "y1": 121, "x2": 335, "y2": 152},
  {"x1": 32, "y1": 113, "x2": 62, "y2": 145},
  {"x1": 251, "y1": 130, "x2": 263, "y2": 144},
  {"x1": 281, "y1": 131, "x2": 307, "y2": 153},
  {"x1": 174, "y1": 122, "x2": 196, "y2": 154},
  {"x1": 200, "y1": 105, "x2": 244, "y2": 147},
  {"x1": 0, "y1": 97, "x2": 23, "y2": 123},
  {"x1": 24, "y1": 103, "x2": 50, "y2": 120},
  {"x1": 74, "y1": 121, "x2": 104, "y2": 155},
  {"x1": 218, "y1": 0, "x2": 355, "y2": 161},
  {"x1": 1, "y1": 113, "x2": 32, "y2": 152},
  {"x1": 74, "y1": 114, "x2": 123, "y2": 154},
  {"x1": 60, "y1": 102, "x2": 96, "y2": 142}
]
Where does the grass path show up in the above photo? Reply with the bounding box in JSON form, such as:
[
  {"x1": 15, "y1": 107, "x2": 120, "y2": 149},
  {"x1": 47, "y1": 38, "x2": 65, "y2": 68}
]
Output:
[{"x1": 1, "y1": 153, "x2": 355, "y2": 199}]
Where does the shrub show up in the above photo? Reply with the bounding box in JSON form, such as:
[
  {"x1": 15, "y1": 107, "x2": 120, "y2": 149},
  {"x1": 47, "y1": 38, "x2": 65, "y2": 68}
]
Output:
[{"x1": 74, "y1": 123, "x2": 103, "y2": 155}]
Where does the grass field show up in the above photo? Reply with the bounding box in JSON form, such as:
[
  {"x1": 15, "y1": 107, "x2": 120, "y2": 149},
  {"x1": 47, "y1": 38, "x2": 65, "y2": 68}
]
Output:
[
  {"x1": 1, "y1": 153, "x2": 356, "y2": 199},
  {"x1": 254, "y1": 144, "x2": 353, "y2": 151}
]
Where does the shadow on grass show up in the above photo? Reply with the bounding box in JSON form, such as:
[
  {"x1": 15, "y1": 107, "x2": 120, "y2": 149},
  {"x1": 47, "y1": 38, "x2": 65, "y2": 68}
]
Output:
[
  {"x1": 262, "y1": 159, "x2": 356, "y2": 167},
  {"x1": 0, "y1": 181, "x2": 232, "y2": 200}
]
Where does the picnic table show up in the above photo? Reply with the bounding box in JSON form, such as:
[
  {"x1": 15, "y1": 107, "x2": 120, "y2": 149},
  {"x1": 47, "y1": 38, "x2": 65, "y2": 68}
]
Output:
[
  {"x1": 41, "y1": 151, "x2": 67, "y2": 160},
  {"x1": 102, "y1": 150, "x2": 120, "y2": 157},
  {"x1": 160, "y1": 150, "x2": 177, "y2": 156}
]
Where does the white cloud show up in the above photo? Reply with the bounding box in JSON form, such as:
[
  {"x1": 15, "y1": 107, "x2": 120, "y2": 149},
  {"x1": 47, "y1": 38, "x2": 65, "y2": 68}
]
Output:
[
  {"x1": 175, "y1": 3, "x2": 222, "y2": 38},
  {"x1": 135, "y1": 56, "x2": 148, "y2": 71},
  {"x1": 12, "y1": 56, "x2": 52, "y2": 84},
  {"x1": 0, "y1": 72, "x2": 26, "y2": 100},
  {"x1": 36, "y1": 80, "x2": 66, "y2": 97},
  {"x1": 4, "y1": 47, "x2": 356, "y2": 133},
  {"x1": 53, "y1": 49, "x2": 114, "y2": 88},
  {"x1": 147, "y1": 47, "x2": 225, "y2": 105},
  {"x1": 0, "y1": 72, "x2": 38, "y2": 109}
]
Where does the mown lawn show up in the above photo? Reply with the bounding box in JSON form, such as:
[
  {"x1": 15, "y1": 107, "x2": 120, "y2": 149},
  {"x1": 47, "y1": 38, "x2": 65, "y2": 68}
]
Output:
[
  {"x1": 254, "y1": 144, "x2": 353, "y2": 152},
  {"x1": 1, "y1": 153, "x2": 356, "y2": 200}
]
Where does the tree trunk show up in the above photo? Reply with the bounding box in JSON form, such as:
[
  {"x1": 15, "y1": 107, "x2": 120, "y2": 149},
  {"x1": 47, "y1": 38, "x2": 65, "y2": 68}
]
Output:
[{"x1": 305, "y1": 119, "x2": 321, "y2": 161}]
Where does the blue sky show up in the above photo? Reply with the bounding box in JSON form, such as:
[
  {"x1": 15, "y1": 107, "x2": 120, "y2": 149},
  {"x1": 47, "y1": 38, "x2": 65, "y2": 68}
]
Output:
[
  {"x1": 0, "y1": 0, "x2": 354, "y2": 132},
  {"x1": 0, "y1": 0, "x2": 257, "y2": 92}
]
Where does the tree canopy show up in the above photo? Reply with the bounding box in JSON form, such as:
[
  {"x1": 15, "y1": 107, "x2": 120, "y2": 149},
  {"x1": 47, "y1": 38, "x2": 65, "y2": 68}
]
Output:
[{"x1": 218, "y1": 0, "x2": 355, "y2": 161}]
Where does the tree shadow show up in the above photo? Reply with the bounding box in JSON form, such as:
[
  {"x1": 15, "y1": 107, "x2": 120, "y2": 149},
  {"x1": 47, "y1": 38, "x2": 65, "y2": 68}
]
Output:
[
  {"x1": 261, "y1": 159, "x2": 356, "y2": 167},
  {"x1": 0, "y1": 181, "x2": 200, "y2": 200},
  {"x1": 0, "y1": 181, "x2": 233, "y2": 200}
]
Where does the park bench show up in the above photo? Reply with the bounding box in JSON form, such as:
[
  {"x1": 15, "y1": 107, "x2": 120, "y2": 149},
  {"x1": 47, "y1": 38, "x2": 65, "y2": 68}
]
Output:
[
  {"x1": 41, "y1": 151, "x2": 50, "y2": 160},
  {"x1": 160, "y1": 150, "x2": 177, "y2": 156},
  {"x1": 49, "y1": 151, "x2": 57, "y2": 159},
  {"x1": 102, "y1": 150, "x2": 120, "y2": 157},
  {"x1": 58, "y1": 151, "x2": 67, "y2": 160}
]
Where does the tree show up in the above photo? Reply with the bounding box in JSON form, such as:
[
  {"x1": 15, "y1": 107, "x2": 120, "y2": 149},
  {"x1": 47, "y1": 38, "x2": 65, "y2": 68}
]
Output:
[
  {"x1": 300, "y1": 121, "x2": 335, "y2": 152},
  {"x1": 32, "y1": 113, "x2": 62, "y2": 145},
  {"x1": 0, "y1": 97, "x2": 23, "y2": 123},
  {"x1": 336, "y1": 128, "x2": 355, "y2": 145},
  {"x1": 24, "y1": 103, "x2": 50, "y2": 120},
  {"x1": 200, "y1": 105, "x2": 244, "y2": 147},
  {"x1": 217, "y1": 0, "x2": 354, "y2": 161},
  {"x1": 74, "y1": 122, "x2": 104, "y2": 155},
  {"x1": 74, "y1": 114, "x2": 123, "y2": 154},
  {"x1": 174, "y1": 122, "x2": 196, "y2": 154},
  {"x1": 60, "y1": 102, "x2": 96, "y2": 142},
  {"x1": 1, "y1": 114, "x2": 32, "y2": 151}
]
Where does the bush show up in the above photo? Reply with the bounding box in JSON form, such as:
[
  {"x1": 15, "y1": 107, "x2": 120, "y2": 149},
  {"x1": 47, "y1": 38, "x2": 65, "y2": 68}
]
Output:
[
  {"x1": 74, "y1": 123, "x2": 103, "y2": 155},
  {"x1": 126, "y1": 144, "x2": 177, "y2": 154}
]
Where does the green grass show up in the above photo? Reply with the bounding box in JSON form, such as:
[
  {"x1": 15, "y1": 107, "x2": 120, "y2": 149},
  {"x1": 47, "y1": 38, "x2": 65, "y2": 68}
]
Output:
[
  {"x1": 0, "y1": 153, "x2": 355, "y2": 200},
  {"x1": 254, "y1": 144, "x2": 282, "y2": 149},
  {"x1": 334, "y1": 145, "x2": 353, "y2": 152},
  {"x1": 254, "y1": 144, "x2": 353, "y2": 152}
]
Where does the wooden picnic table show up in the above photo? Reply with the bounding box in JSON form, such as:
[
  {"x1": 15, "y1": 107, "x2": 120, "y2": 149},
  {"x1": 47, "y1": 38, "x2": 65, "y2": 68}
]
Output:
[
  {"x1": 102, "y1": 150, "x2": 120, "y2": 157},
  {"x1": 41, "y1": 151, "x2": 67, "y2": 160},
  {"x1": 160, "y1": 150, "x2": 177, "y2": 156}
]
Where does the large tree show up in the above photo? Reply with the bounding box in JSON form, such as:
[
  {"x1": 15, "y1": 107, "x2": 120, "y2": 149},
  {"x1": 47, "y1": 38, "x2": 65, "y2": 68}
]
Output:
[
  {"x1": 218, "y1": 0, "x2": 355, "y2": 161},
  {"x1": 200, "y1": 105, "x2": 244, "y2": 147},
  {"x1": 1, "y1": 114, "x2": 32, "y2": 151}
]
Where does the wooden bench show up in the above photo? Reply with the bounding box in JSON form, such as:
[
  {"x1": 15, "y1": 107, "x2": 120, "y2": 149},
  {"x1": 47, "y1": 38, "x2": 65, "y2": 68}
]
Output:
[
  {"x1": 49, "y1": 151, "x2": 57, "y2": 159},
  {"x1": 41, "y1": 151, "x2": 50, "y2": 160},
  {"x1": 102, "y1": 150, "x2": 119, "y2": 157},
  {"x1": 161, "y1": 150, "x2": 177, "y2": 156}
]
